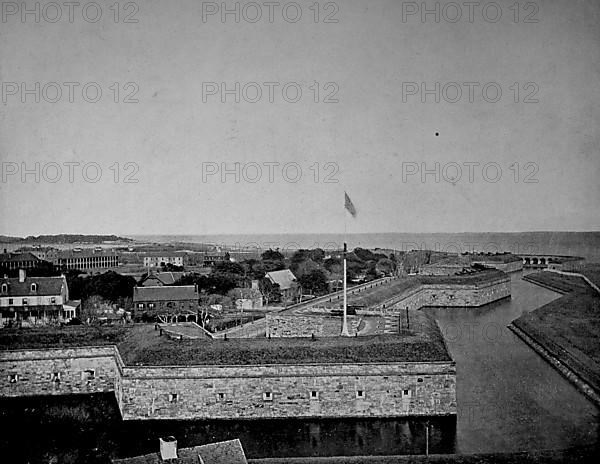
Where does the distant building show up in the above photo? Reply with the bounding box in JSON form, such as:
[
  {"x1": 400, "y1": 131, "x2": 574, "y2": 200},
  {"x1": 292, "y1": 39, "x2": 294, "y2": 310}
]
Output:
[
  {"x1": 0, "y1": 251, "x2": 43, "y2": 271},
  {"x1": 183, "y1": 251, "x2": 230, "y2": 267},
  {"x1": 132, "y1": 285, "x2": 199, "y2": 322},
  {"x1": 43, "y1": 248, "x2": 119, "y2": 271},
  {"x1": 139, "y1": 271, "x2": 185, "y2": 287},
  {"x1": 0, "y1": 269, "x2": 79, "y2": 326},
  {"x1": 265, "y1": 269, "x2": 301, "y2": 302},
  {"x1": 143, "y1": 254, "x2": 184, "y2": 268}
]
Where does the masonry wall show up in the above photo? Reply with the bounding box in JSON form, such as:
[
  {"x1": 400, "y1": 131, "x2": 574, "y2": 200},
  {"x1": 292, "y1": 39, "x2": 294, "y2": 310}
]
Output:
[
  {"x1": 120, "y1": 362, "x2": 456, "y2": 420},
  {"x1": 0, "y1": 346, "x2": 120, "y2": 398},
  {"x1": 0, "y1": 348, "x2": 456, "y2": 420},
  {"x1": 266, "y1": 314, "x2": 360, "y2": 337},
  {"x1": 366, "y1": 278, "x2": 511, "y2": 315}
]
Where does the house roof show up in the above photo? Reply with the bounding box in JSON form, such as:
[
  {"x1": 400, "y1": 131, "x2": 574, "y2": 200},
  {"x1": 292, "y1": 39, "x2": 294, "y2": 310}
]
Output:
[
  {"x1": 266, "y1": 269, "x2": 297, "y2": 290},
  {"x1": 0, "y1": 252, "x2": 41, "y2": 263},
  {"x1": 0, "y1": 276, "x2": 66, "y2": 296},
  {"x1": 141, "y1": 272, "x2": 185, "y2": 286},
  {"x1": 112, "y1": 439, "x2": 247, "y2": 464},
  {"x1": 133, "y1": 285, "x2": 198, "y2": 302}
]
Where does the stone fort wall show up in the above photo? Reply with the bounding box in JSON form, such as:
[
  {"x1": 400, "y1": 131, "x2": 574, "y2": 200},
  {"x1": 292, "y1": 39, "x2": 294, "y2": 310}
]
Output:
[
  {"x1": 120, "y1": 361, "x2": 456, "y2": 420},
  {"x1": 1, "y1": 348, "x2": 456, "y2": 420},
  {"x1": 0, "y1": 346, "x2": 122, "y2": 400},
  {"x1": 366, "y1": 277, "x2": 511, "y2": 315},
  {"x1": 266, "y1": 314, "x2": 361, "y2": 338}
]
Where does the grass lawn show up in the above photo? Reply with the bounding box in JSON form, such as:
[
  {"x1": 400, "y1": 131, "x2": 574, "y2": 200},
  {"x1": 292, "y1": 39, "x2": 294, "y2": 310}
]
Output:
[
  {"x1": 117, "y1": 317, "x2": 451, "y2": 366},
  {"x1": 0, "y1": 325, "x2": 130, "y2": 350},
  {"x1": 523, "y1": 272, "x2": 590, "y2": 293},
  {"x1": 515, "y1": 271, "x2": 600, "y2": 391}
]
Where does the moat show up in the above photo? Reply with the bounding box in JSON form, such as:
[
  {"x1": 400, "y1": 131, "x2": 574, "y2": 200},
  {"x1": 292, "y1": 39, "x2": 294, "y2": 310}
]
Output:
[{"x1": 1, "y1": 271, "x2": 598, "y2": 462}]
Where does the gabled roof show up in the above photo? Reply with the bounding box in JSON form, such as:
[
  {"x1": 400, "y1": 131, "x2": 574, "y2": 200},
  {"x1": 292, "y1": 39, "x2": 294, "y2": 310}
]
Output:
[
  {"x1": 266, "y1": 269, "x2": 297, "y2": 290},
  {"x1": 0, "y1": 276, "x2": 66, "y2": 296},
  {"x1": 133, "y1": 285, "x2": 198, "y2": 302},
  {"x1": 112, "y1": 439, "x2": 247, "y2": 464},
  {"x1": 141, "y1": 272, "x2": 185, "y2": 286}
]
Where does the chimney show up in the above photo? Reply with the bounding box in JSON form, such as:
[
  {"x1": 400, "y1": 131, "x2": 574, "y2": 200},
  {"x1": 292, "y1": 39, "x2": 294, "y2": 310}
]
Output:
[
  {"x1": 18, "y1": 269, "x2": 26, "y2": 283},
  {"x1": 159, "y1": 436, "x2": 178, "y2": 460}
]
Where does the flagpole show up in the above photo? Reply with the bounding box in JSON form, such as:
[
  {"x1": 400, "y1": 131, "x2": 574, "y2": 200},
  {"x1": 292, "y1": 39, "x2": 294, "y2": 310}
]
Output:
[
  {"x1": 341, "y1": 241, "x2": 350, "y2": 336},
  {"x1": 341, "y1": 192, "x2": 350, "y2": 337}
]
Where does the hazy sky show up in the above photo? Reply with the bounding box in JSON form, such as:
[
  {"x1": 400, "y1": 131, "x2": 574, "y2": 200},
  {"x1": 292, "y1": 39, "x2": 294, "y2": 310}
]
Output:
[{"x1": 1, "y1": 0, "x2": 599, "y2": 235}]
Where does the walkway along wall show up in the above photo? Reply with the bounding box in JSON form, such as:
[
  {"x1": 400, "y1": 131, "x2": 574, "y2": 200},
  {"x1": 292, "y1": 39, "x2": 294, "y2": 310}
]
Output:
[{"x1": 0, "y1": 347, "x2": 456, "y2": 420}]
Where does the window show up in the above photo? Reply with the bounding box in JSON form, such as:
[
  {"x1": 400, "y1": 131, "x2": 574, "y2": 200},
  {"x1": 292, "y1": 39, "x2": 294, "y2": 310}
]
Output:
[
  {"x1": 402, "y1": 389, "x2": 412, "y2": 397},
  {"x1": 50, "y1": 297, "x2": 56, "y2": 304},
  {"x1": 9, "y1": 373, "x2": 19, "y2": 383},
  {"x1": 417, "y1": 378, "x2": 423, "y2": 383},
  {"x1": 1, "y1": 283, "x2": 7, "y2": 293},
  {"x1": 168, "y1": 393, "x2": 178, "y2": 403},
  {"x1": 356, "y1": 390, "x2": 365, "y2": 399},
  {"x1": 263, "y1": 392, "x2": 273, "y2": 401},
  {"x1": 149, "y1": 303, "x2": 155, "y2": 309},
  {"x1": 50, "y1": 372, "x2": 61, "y2": 382},
  {"x1": 138, "y1": 303, "x2": 144, "y2": 309},
  {"x1": 31, "y1": 283, "x2": 37, "y2": 292},
  {"x1": 22, "y1": 298, "x2": 27, "y2": 305},
  {"x1": 310, "y1": 390, "x2": 319, "y2": 400},
  {"x1": 82, "y1": 369, "x2": 95, "y2": 381},
  {"x1": 217, "y1": 393, "x2": 225, "y2": 401},
  {"x1": 8, "y1": 298, "x2": 13, "y2": 305}
]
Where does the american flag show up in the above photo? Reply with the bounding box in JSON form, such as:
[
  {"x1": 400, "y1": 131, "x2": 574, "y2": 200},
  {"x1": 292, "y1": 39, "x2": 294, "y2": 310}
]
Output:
[{"x1": 344, "y1": 192, "x2": 357, "y2": 217}]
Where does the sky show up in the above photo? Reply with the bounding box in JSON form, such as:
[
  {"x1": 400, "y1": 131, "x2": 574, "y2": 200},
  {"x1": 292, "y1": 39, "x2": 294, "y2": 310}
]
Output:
[{"x1": 1, "y1": 0, "x2": 599, "y2": 236}]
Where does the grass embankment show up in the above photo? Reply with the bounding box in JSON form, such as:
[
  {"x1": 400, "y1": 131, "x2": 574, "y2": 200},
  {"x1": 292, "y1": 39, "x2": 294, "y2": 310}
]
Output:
[
  {"x1": 515, "y1": 270, "x2": 600, "y2": 392},
  {"x1": 523, "y1": 272, "x2": 590, "y2": 294},
  {"x1": 117, "y1": 320, "x2": 451, "y2": 366},
  {"x1": 248, "y1": 446, "x2": 598, "y2": 464},
  {"x1": 0, "y1": 325, "x2": 130, "y2": 350}
]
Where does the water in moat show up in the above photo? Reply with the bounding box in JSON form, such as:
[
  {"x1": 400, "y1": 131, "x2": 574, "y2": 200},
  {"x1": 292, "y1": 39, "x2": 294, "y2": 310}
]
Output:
[
  {"x1": 424, "y1": 271, "x2": 600, "y2": 454},
  {"x1": 1, "y1": 271, "x2": 599, "y2": 462}
]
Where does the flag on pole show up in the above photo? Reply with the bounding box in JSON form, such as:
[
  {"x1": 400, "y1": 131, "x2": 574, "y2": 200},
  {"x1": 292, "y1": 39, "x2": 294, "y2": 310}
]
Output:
[{"x1": 344, "y1": 192, "x2": 357, "y2": 217}]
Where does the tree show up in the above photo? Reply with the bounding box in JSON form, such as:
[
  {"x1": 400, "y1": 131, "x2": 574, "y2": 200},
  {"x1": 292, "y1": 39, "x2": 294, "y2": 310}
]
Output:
[
  {"x1": 161, "y1": 263, "x2": 184, "y2": 272},
  {"x1": 261, "y1": 249, "x2": 284, "y2": 261},
  {"x1": 259, "y1": 278, "x2": 281, "y2": 306},
  {"x1": 376, "y1": 258, "x2": 395, "y2": 276},
  {"x1": 298, "y1": 269, "x2": 329, "y2": 295},
  {"x1": 80, "y1": 295, "x2": 111, "y2": 323},
  {"x1": 290, "y1": 258, "x2": 320, "y2": 279},
  {"x1": 213, "y1": 261, "x2": 244, "y2": 276}
]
